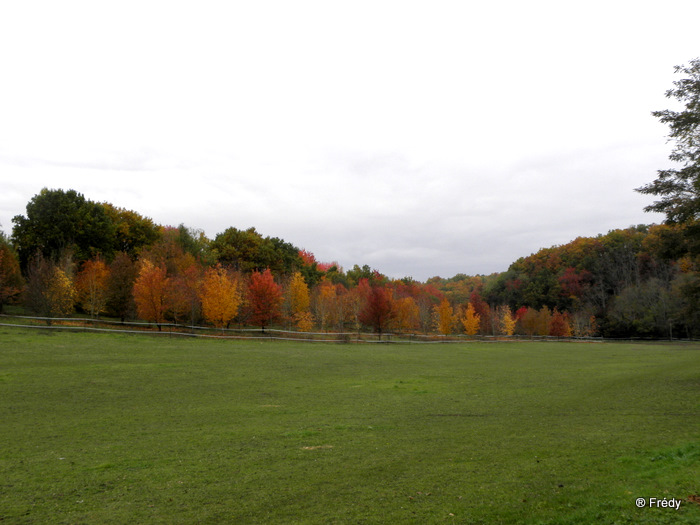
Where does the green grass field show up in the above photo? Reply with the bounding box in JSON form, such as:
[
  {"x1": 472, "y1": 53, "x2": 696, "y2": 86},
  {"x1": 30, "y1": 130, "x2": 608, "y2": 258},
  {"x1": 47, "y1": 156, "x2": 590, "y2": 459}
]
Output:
[{"x1": 1, "y1": 329, "x2": 699, "y2": 524}]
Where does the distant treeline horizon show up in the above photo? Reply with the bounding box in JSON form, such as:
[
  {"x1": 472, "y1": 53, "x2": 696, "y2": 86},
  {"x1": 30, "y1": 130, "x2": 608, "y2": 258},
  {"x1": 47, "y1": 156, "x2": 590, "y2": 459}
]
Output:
[{"x1": 1, "y1": 188, "x2": 698, "y2": 339}]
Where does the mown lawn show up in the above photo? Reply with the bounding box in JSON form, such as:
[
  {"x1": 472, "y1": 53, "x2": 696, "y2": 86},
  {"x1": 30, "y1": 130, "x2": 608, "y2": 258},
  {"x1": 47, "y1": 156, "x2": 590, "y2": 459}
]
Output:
[{"x1": 0, "y1": 328, "x2": 699, "y2": 524}]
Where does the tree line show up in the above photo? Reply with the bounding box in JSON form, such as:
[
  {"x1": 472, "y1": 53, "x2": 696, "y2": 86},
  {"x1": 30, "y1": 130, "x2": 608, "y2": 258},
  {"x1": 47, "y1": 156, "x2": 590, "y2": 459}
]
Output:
[
  {"x1": 0, "y1": 188, "x2": 697, "y2": 338},
  {"x1": 1, "y1": 58, "x2": 699, "y2": 338}
]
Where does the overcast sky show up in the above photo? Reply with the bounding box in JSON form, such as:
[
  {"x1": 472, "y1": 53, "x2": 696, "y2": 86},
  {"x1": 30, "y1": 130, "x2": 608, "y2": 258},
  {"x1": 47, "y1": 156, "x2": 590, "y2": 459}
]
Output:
[{"x1": 1, "y1": 1, "x2": 697, "y2": 280}]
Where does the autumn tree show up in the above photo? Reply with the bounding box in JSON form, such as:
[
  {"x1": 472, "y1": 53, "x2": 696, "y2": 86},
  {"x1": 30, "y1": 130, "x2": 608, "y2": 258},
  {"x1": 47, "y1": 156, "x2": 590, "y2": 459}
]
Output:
[
  {"x1": 288, "y1": 271, "x2": 310, "y2": 313},
  {"x1": 358, "y1": 285, "x2": 394, "y2": 338},
  {"x1": 247, "y1": 268, "x2": 283, "y2": 331},
  {"x1": 75, "y1": 257, "x2": 109, "y2": 318},
  {"x1": 25, "y1": 253, "x2": 76, "y2": 322},
  {"x1": 287, "y1": 271, "x2": 313, "y2": 331},
  {"x1": 167, "y1": 252, "x2": 203, "y2": 325},
  {"x1": 140, "y1": 229, "x2": 187, "y2": 277},
  {"x1": 313, "y1": 280, "x2": 338, "y2": 331},
  {"x1": 536, "y1": 306, "x2": 552, "y2": 336},
  {"x1": 298, "y1": 249, "x2": 316, "y2": 267},
  {"x1": 392, "y1": 296, "x2": 420, "y2": 333},
  {"x1": 548, "y1": 309, "x2": 572, "y2": 337},
  {"x1": 106, "y1": 252, "x2": 137, "y2": 322},
  {"x1": 461, "y1": 302, "x2": 481, "y2": 336},
  {"x1": 434, "y1": 298, "x2": 455, "y2": 335},
  {"x1": 46, "y1": 267, "x2": 76, "y2": 319},
  {"x1": 0, "y1": 234, "x2": 22, "y2": 313},
  {"x1": 200, "y1": 264, "x2": 240, "y2": 331},
  {"x1": 345, "y1": 281, "x2": 368, "y2": 333},
  {"x1": 297, "y1": 249, "x2": 324, "y2": 287},
  {"x1": 332, "y1": 284, "x2": 353, "y2": 332},
  {"x1": 499, "y1": 306, "x2": 517, "y2": 336},
  {"x1": 133, "y1": 259, "x2": 170, "y2": 330},
  {"x1": 469, "y1": 291, "x2": 492, "y2": 335},
  {"x1": 520, "y1": 307, "x2": 536, "y2": 336}
]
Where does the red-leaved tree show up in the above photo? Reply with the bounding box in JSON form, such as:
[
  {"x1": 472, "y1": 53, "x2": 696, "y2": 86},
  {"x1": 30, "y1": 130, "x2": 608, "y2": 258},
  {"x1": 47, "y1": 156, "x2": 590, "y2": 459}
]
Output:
[
  {"x1": 358, "y1": 285, "x2": 394, "y2": 339},
  {"x1": 247, "y1": 268, "x2": 283, "y2": 331}
]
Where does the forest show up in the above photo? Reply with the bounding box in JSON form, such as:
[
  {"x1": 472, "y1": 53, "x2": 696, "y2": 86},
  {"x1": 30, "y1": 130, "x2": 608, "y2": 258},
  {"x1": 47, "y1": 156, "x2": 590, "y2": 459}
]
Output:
[
  {"x1": 0, "y1": 187, "x2": 698, "y2": 339},
  {"x1": 2, "y1": 59, "x2": 699, "y2": 339}
]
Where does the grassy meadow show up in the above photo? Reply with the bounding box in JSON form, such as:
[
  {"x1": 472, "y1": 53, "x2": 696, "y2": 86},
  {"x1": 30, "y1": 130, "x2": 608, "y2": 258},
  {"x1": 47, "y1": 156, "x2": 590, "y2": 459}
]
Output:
[{"x1": 0, "y1": 328, "x2": 699, "y2": 524}]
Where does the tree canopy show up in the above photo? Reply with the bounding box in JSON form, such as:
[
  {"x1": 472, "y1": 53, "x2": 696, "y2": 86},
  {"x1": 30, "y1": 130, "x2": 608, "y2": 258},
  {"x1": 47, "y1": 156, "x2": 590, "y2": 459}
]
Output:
[
  {"x1": 12, "y1": 189, "x2": 115, "y2": 268},
  {"x1": 5, "y1": 174, "x2": 700, "y2": 338},
  {"x1": 637, "y1": 58, "x2": 700, "y2": 225}
]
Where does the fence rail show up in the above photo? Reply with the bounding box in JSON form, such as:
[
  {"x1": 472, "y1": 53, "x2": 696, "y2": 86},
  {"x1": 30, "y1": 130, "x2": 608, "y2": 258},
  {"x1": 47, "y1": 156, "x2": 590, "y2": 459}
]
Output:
[
  {"x1": 0, "y1": 314, "x2": 591, "y2": 343},
  {"x1": 2, "y1": 314, "x2": 693, "y2": 343}
]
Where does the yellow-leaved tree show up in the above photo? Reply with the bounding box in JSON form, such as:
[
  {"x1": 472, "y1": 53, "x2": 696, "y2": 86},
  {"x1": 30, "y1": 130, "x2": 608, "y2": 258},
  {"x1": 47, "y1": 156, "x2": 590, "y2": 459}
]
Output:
[
  {"x1": 25, "y1": 254, "x2": 75, "y2": 323},
  {"x1": 287, "y1": 271, "x2": 313, "y2": 331},
  {"x1": 75, "y1": 257, "x2": 109, "y2": 318},
  {"x1": 462, "y1": 302, "x2": 481, "y2": 336},
  {"x1": 200, "y1": 264, "x2": 240, "y2": 331},
  {"x1": 499, "y1": 306, "x2": 517, "y2": 336},
  {"x1": 46, "y1": 266, "x2": 76, "y2": 318},
  {"x1": 314, "y1": 281, "x2": 337, "y2": 331}
]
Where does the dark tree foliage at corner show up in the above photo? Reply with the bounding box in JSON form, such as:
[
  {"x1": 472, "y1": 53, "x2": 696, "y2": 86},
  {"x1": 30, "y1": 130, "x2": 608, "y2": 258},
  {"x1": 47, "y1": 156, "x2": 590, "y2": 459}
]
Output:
[{"x1": 637, "y1": 58, "x2": 700, "y2": 227}]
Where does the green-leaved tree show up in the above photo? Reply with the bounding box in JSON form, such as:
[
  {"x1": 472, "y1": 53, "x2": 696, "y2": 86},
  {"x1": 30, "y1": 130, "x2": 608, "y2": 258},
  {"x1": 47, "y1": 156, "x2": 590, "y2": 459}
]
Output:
[{"x1": 637, "y1": 58, "x2": 700, "y2": 226}]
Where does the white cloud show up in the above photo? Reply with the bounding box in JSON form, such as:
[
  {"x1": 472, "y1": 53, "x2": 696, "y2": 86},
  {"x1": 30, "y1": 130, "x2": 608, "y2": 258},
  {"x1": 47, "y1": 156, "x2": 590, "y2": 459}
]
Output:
[{"x1": 0, "y1": 1, "x2": 690, "y2": 279}]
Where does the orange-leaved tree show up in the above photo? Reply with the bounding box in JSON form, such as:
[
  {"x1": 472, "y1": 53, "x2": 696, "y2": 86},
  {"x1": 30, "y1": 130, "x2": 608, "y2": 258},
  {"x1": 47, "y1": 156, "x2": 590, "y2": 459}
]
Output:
[
  {"x1": 314, "y1": 280, "x2": 337, "y2": 331},
  {"x1": 133, "y1": 258, "x2": 170, "y2": 330},
  {"x1": 200, "y1": 264, "x2": 240, "y2": 331},
  {"x1": 548, "y1": 308, "x2": 572, "y2": 337},
  {"x1": 392, "y1": 296, "x2": 420, "y2": 333},
  {"x1": 247, "y1": 268, "x2": 283, "y2": 331},
  {"x1": 434, "y1": 298, "x2": 455, "y2": 335},
  {"x1": 75, "y1": 257, "x2": 109, "y2": 318}
]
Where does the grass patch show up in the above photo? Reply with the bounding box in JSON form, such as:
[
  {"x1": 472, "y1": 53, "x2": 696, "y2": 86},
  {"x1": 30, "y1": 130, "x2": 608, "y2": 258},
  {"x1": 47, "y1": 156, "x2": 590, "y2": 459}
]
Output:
[{"x1": 0, "y1": 329, "x2": 699, "y2": 523}]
